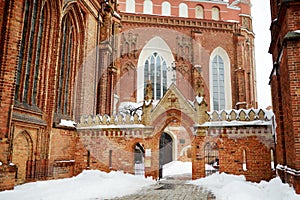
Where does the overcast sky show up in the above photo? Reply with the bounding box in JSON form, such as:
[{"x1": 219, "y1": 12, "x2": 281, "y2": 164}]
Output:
[{"x1": 251, "y1": 0, "x2": 273, "y2": 109}]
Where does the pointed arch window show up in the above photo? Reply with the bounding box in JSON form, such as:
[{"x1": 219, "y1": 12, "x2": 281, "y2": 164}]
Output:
[
  {"x1": 32, "y1": 9, "x2": 45, "y2": 105},
  {"x1": 57, "y1": 14, "x2": 74, "y2": 115},
  {"x1": 212, "y1": 55, "x2": 225, "y2": 110},
  {"x1": 144, "y1": 52, "x2": 167, "y2": 100},
  {"x1": 162, "y1": 1, "x2": 171, "y2": 16},
  {"x1": 14, "y1": 0, "x2": 45, "y2": 106}
]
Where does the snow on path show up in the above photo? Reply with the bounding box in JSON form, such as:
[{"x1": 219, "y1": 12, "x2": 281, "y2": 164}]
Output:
[
  {"x1": 1, "y1": 161, "x2": 300, "y2": 200},
  {"x1": 0, "y1": 170, "x2": 155, "y2": 200}
]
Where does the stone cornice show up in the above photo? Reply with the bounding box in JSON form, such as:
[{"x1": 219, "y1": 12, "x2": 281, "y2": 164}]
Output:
[{"x1": 121, "y1": 13, "x2": 240, "y2": 33}]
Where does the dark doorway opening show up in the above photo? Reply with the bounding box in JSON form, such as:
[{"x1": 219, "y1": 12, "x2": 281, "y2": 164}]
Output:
[
  {"x1": 159, "y1": 132, "x2": 173, "y2": 179},
  {"x1": 204, "y1": 142, "x2": 219, "y2": 176},
  {"x1": 134, "y1": 143, "x2": 145, "y2": 176}
]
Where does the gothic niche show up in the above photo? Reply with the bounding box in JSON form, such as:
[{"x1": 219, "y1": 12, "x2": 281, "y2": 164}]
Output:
[
  {"x1": 121, "y1": 32, "x2": 138, "y2": 58},
  {"x1": 176, "y1": 35, "x2": 192, "y2": 61}
]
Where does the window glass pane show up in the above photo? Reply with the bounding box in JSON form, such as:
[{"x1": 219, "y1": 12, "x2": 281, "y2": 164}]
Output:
[
  {"x1": 179, "y1": 3, "x2": 188, "y2": 18},
  {"x1": 144, "y1": 0, "x2": 153, "y2": 14},
  {"x1": 212, "y1": 55, "x2": 225, "y2": 110},
  {"x1": 144, "y1": 53, "x2": 168, "y2": 100},
  {"x1": 126, "y1": 0, "x2": 135, "y2": 13},
  {"x1": 162, "y1": 1, "x2": 171, "y2": 16},
  {"x1": 195, "y1": 6, "x2": 204, "y2": 19},
  {"x1": 212, "y1": 7, "x2": 220, "y2": 20},
  {"x1": 156, "y1": 56, "x2": 161, "y2": 99}
]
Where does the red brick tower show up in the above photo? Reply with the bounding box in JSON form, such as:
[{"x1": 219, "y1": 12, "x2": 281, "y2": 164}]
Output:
[
  {"x1": 0, "y1": 0, "x2": 120, "y2": 190},
  {"x1": 269, "y1": 0, "x2": 300, "y2": 193},
  {"x1": 115, "y1": 0, "x2": 257, "y2": 111}
]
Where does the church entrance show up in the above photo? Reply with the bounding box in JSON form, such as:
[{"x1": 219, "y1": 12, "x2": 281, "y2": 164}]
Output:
[
  {"x1": 134, "y1": 143, "x2": 145, "y2": 176},
  {"x1": 159, "y1": 132, "x2": 173, "y2": 179}
]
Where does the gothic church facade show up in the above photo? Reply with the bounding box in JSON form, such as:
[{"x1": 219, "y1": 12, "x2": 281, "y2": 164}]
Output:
[{"x1": 0, "y1": 0, "x2": 275, "y2": 191}]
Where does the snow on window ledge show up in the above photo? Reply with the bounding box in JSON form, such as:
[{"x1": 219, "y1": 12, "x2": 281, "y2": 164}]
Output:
[
  {"x1": 59, "y1": 119, "x2": 76, "y2": 128},
  {"x1": 294, "y1": 30, "x2": 300, "y2": 34},
  {"x1": 242, "y1": 163, "x2": 247, "y2": 171}
]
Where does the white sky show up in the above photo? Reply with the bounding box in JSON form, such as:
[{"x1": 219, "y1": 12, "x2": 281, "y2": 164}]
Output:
[{"x1": 251, "y1": 0, "x2": 273, "y2": 109}]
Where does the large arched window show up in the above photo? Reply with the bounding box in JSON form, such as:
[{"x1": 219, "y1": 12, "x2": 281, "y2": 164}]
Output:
[
  {"x1": 15, "y1": 0, "x2": 40, "y2": 104},
  {"x1": 209, "y1": 47, "x2": 232, "y2": 111},
  {"x1": 144, "y1": 52, "x2": 167, "y2": 100},
  {"x1": 179, "y1": 3, "x2": 188, "y2": 18},
  {"x1": 212, "y1": 55, "x2": 225, "y2": 110},
  {"x1": 143, "y1": 0, "x2": 153, "y2": 14},
  {"x1": 212, "y1": 7, "x2": 220, "y2": 20},
  {"x1": 126, "y1": 0, "x2": 135, "y2": 13},
  {"x1": 57, "y1": 14, "x2": 74, "y2": 115},
  {"x1": 137, "y1": 36, "x2": 174, "y2": 102},
  {"x1": 195, "y1": 5, "x2": 204, "y2": 19},
  {"x1": 162, "y1": 1, "x2": 171, "y2": 16}
]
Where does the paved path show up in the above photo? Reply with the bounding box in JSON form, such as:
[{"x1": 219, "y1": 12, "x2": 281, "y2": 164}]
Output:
[{"x1": 111, "y1": 178, "x2": 216, "y2": 200}]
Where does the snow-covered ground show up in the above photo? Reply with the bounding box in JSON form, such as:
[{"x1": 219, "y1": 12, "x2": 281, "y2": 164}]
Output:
[
  {"x1": 0, "y1": 170, "x2": 155, "y2": 200},
  {"x1": 1, "y1": 161, "x2": 300, "y2": 200},
  {"x1": 188, "y1": 169, "x2": 300, "y2": 200},
  {"x1": 163, "y1": 160, "x2": 192, "y2": 177}
]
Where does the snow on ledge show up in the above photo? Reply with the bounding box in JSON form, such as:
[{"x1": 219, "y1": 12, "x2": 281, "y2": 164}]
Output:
[
  {"x1": 55, "y1": 160, "x2": 75, "y2": 163},
  {"x1": 76, "y1": 124, "x2": 145, "y2": 130},
  {"x1": 198, "y1": 120, "x2": 272, "y2": 127},
  {"x1": 294, "y1": 30, "x2": 300, "y2": 34},
  {"x1": 196, "y1": 96, "x2": 204, "y2": 104},
  {"x1": 59, "y1": 119, "x2": 76, "y2": 128},
  {"x1": 277, "y1": 164, "x2": 300, "y2": 176}
]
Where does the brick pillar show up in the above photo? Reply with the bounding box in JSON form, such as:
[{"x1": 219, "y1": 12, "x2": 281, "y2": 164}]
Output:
[
  {"x1": 192, "y1": 127, "x2": 206, "y2": 179},
  {"x1": 97, "y1": 42, "x2": 112, "y2": 115}
]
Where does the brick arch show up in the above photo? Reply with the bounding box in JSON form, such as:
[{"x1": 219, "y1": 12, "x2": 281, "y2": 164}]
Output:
[
  {"x1": 152, "y1": 108, "x2": 195, "y2": 139},
  {"x1": 12, "y1": 131, "x2": 34, "y2": 185}
]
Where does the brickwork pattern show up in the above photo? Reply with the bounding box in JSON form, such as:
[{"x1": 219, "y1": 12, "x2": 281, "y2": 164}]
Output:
[{"x1": 269, "y1": 0, "x2": 300, "y2": 193}]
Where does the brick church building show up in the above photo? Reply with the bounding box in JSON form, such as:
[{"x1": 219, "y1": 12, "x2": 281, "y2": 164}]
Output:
[
  {"x1": 0, "y1": 0, "x2": 275, "y2": 191},
  {"x1": 269, "y1": 0, "x2": 300, "y2": 193}
]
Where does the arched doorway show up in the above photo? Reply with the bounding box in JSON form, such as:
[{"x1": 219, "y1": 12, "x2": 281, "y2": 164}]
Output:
[
  {"x1": 12, "y1": 132, "x2": 33, "y2": 184},
  {"x1": 159, "y1": 132, "x2": 173, "y2": 178},
  {"x1": 134, "y1": 143, "x2": 145, "y2": 176}
]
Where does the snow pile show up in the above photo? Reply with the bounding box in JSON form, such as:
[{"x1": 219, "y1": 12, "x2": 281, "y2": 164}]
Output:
[
  {"x1": 0, "y1": 170, "x2": 155, "y2": 200},
  {"x1": 188, "y1": 172, "x2": 300, "y2": 200},
  {"x1": 163, "y1": 161, "x2": 192, "y2": 177}
]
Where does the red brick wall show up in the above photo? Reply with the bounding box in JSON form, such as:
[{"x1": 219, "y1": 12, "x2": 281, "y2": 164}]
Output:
[
  {"x1": 49, "y1": 128, "x2": 77, "y2": 179},
  {"x1": 193, "y1": 127, "x2": 275, "y2": 182},
  {"x1": 0, "y1": 165, "x2": 17, "y2": 191},
  {"x1": 118, "y1": 13, "x2": 256, "y2": 108},
  {"x1": 269, "y1": 0, "x2": 300, "y2": 193}
]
